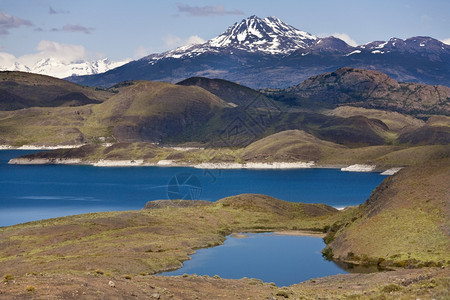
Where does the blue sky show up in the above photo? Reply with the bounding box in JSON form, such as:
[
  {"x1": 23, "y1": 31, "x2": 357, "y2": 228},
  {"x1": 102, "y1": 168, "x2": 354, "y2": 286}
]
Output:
[{"x1": 1, "y1": 0, "x2": 449, "y2": 65}]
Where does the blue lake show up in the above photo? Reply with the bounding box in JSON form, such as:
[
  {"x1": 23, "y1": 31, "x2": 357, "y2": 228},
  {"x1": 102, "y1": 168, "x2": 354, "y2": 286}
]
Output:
[
  {"x1": 0, "y1": 150, "x2": 387, "y2": 227},
  {"x1": 161, "y1": 233, "x2": 347, "y2": 286}
]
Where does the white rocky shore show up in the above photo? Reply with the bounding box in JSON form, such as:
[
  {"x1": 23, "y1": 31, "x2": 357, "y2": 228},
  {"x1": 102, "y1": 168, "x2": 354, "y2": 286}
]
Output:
[
  {"x1": 341, "y1": 164, "x2": 376, "y2": 172},
  {"x1": 9, "y1": 158, "x2": 83, "y2": 165},
  {"x1": 194, "y1": 161, "x2": 315, "y2": 169},
  {"x1": 0, "y1": 144, "x2": 83, "y2": 150},
  {"x1": 92, "y1": 160, "x2": 145, "y2": 167},
  {"x1": 380, "y1": 167, "x2": 403, "y2": 175},
  {"x1": 6, "y1": 156, "x2": 401, "y2": 175}
]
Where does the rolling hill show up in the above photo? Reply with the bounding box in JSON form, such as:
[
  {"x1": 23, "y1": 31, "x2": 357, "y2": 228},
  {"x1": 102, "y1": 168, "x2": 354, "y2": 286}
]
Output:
[
  {"x1": 85, "y1": 81, "x2": 231, "y2": 143},
  {"x1": 0, "y1": 69, "x2": 448, "y2": 148},
  {"x1": 323, "y1": 157, "x2": 450, "y2": 267},
  {"x1": 0, "y1": 71, "x2": 113, "y2": 110}
]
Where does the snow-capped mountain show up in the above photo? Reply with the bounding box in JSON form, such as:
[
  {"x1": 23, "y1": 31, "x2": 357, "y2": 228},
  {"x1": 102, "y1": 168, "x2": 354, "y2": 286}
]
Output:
[
  {"x1": 0, "y1": 58, "x2": 129, "y2": 79},
  {"x1": 359, "y1": 36, "x2": 447, "y2": 54},
  {"x1": 145, "y1": 16, "x2": 317, "y2": 63},
  {"x1": 69, "y1": 15, "x2": 450, "y2": 89}
]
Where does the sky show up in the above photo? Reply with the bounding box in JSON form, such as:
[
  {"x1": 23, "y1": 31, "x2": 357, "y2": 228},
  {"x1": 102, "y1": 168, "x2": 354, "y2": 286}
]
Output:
[{"x1": 0, "y1": 0, "x2": 449, "y2": 66}]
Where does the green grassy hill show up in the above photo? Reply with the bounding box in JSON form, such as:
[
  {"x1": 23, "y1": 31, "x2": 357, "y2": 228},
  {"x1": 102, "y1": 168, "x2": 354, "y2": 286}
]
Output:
[
  {"x1": 242, "y1": 130, "x2": 345, "y2": 162},
  {"x1": 0, "y1": 71, "x2": 113, "y2": 110},
  {"x1": 84, "y1": 81, "x2": 231, "y2": 143},
  {"x1": 323, "y1": 157, "x2": 450, "y2": 267},
  {"x1": 0, "y1": 69, "x2": 448, "y2": 148}
]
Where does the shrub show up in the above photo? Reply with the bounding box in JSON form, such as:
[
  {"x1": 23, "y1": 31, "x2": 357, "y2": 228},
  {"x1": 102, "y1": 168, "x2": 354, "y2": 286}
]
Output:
[
  {"x1": 3, "y1": 274, "x2": 14, "y2": 282},
  {"x1": 322, "y1": 247, "x2": 334, "y2": 260},
  {"x1": 25, "y1": 286, "x2": 35, "y2": 292},
  {"x1": 381, "y1": 283, "x2": 401, "y2": 293},
  {"x1": 123, "y1": 275, "x2": 132, "y2": 280},
  {"x1": 276, "y1": 290, "x2": 290, "y2": 298}
]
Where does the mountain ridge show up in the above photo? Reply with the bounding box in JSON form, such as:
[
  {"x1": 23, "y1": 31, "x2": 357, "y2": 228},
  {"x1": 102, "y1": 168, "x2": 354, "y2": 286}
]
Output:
[
  {"x1": 0, "y1": 57, "x2": 129, "y2": 79},
  {"x1": 66, "y1": 15, "x2": 450, "y2": 88}
]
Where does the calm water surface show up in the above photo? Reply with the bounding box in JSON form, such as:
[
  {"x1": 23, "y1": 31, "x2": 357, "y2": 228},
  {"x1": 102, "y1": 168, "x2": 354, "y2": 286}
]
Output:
[
  {"x1": 0, "y1": 150, "x2": 387, "y2": 227},
  {"x1": 161, "y1": 233, "x2": 347, "y2": 286}
]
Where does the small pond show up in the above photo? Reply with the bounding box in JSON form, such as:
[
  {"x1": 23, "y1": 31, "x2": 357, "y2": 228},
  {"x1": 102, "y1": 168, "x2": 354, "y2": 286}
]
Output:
[{"x1": 160, "y1": 232, "x2": 348, "y2": 286}]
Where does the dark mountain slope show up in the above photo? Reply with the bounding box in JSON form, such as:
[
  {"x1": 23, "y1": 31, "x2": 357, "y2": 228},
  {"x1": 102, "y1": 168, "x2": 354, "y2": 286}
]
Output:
[
  {"x1": 177, "y1": 77, "x2": 272, "y2": 107},
  {"x1": 0, "y1": 71, "x2": 112, "y2": 110}
]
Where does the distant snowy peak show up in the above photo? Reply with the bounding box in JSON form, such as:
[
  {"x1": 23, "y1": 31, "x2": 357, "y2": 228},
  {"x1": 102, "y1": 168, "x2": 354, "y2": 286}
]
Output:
[
  {"x1": 0, "y1": 58, "x2": 129, "y2": 79},
  {"x1": 144, "y1": 15, "x2": 318, "y2": 62},
  {"x1": 360, "y1": 36, "x2": 449, "y2": 54}
]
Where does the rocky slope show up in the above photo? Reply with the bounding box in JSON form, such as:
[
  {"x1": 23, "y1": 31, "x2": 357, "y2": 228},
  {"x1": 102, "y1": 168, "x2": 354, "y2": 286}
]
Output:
[{"x1": 272, "y1": 67, "x2": 450, "y2": 115}]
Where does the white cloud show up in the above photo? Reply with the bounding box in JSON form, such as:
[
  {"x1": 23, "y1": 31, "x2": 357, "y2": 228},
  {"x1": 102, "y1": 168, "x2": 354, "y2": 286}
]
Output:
[
  {"x1": 0, "y1": 51, "x2": 16, "y2": 66},
  {"x1": 186, "y1": 35, "x2": 205, "y2": 45},
  {"x1": 441, "y1": 38, "x2": 450, "y2": 45},
  {"x1": 0, "y1": 40, "x2": 88, "y2": 68},
  {"x1": 163, "y1": 34, "x2": 183, "y2": 48},
  {"x1": 163, "y1": 34, "x2": 205, "y2": 49},
  {"x1": 33, "y1": 40, "x2": 87, "y2": 63},
  {"x1": 331, "y1": 33, "x2": 358, "y2": 47},
  {"x1": 134, "y1": 46, "x2": 153, "y2": 58}
]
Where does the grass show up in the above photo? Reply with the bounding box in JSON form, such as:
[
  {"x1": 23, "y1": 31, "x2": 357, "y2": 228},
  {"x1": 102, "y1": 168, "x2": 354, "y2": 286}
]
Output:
[
  {"x1": 0, "y1": 194, "x2": 341, "y2": 277},
  {"x1": 326, "y1": 157, "x2": 450, "y2": 267}
]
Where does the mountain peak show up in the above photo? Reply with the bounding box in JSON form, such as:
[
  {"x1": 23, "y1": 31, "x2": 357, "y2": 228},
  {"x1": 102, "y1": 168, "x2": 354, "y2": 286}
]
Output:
[
  {"x1": 143, "y1": 16, "x2": 318, "y2": 63},
  {"x1": 207, "y1": 15, "x2": 317, "y2": 54}
]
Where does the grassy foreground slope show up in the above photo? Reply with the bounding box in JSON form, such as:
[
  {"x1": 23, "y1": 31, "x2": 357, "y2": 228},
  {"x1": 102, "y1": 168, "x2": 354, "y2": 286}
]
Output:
[
  {"x1": 324, "y1": 157, "x2": 450, "y2": 266},
  {"x1": 0, "y1": 193, "x2": 449, "y2": 299},
  {"x1": 0, "y1": 194, "x2": 339, "y2": 276}
]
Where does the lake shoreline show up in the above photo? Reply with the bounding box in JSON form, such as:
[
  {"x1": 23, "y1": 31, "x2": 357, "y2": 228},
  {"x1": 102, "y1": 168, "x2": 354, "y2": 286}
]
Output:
[{"x1": 6, "y1": 155, "x2": 402, "y2": 174}]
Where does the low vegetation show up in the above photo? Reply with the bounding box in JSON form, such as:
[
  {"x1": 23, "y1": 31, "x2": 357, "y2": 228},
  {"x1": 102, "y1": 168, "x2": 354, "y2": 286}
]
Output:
[
  {"x1": 324, "y1": 157, "x2": 450, "y2": 268},
  {"x1": 0, "y1": 194, "x2": 340, "y2": 277},
  {"x1": 0, "y1": 190, "x2": 448, "y2": 298},
  {"x1": 0, "y1": 70, "x2": 449, "y2": 298},
  {"x1": 1, "y1": 70, "x2": 449, "y2": 148}
]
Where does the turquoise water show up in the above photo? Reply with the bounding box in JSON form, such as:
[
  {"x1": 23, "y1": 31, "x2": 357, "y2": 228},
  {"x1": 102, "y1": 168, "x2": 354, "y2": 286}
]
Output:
[
  {"x1": 0, "y1": 150, "x2": 387, "y2": 227},
  {"x1": 161, "y1": 233, "x2": 347, "y2": 286}
]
